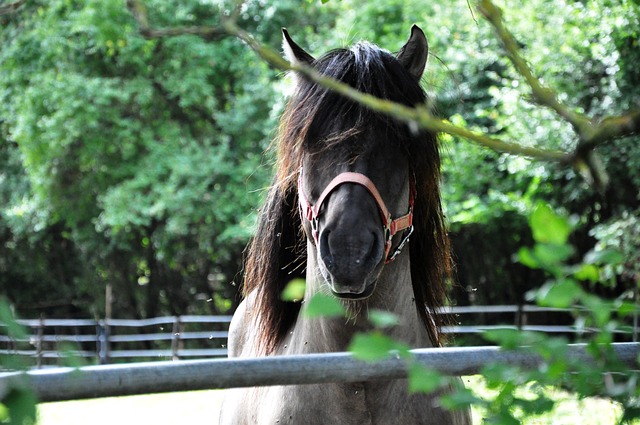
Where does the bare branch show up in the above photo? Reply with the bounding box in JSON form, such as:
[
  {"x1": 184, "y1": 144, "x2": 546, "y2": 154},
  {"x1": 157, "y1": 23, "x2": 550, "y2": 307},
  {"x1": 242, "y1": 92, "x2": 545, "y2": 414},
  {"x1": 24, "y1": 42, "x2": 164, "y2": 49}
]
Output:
[{"x1": 0, "y1": 0, "x2": 27, "y2": 16}]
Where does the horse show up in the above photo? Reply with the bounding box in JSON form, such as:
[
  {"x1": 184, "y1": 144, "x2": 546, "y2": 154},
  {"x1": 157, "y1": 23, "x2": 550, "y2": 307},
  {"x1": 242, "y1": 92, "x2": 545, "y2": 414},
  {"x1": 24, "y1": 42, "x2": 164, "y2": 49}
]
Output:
[{"x1": 219, "y1": 25, "x2": 471, "y2": 425}]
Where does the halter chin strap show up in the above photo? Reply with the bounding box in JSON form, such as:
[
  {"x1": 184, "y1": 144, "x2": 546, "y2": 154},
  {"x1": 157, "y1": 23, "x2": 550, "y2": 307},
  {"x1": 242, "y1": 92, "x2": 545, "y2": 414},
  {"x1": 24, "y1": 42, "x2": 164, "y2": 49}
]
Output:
[{"x1": 298, "y1": 168, "x2": 415, "y2": 264}]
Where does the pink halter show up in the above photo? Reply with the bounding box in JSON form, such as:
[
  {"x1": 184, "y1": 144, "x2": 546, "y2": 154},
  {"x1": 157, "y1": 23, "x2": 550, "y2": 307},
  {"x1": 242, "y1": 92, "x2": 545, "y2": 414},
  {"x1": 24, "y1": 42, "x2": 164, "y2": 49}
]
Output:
[{"x1": 298, "y1": 168, "x2": 415, "y2": 264}]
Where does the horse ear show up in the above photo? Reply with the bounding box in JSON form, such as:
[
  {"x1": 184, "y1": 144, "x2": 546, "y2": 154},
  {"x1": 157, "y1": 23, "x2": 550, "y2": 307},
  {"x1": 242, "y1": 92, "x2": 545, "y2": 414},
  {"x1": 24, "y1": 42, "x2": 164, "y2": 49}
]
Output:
[
  {"x1": 282, "y1": 28, "x2": 315, "y2": 65},
  {"x1": 396, "y1": 25, "x2": 429, "y2": 80}
]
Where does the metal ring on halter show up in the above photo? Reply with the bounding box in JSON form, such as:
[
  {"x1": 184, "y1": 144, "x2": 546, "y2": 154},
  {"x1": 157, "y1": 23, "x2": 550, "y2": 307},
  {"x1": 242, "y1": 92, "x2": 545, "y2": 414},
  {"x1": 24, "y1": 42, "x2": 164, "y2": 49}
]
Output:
[{"x1": 386, "y1": 225, "x2": 414, "y2": 264}]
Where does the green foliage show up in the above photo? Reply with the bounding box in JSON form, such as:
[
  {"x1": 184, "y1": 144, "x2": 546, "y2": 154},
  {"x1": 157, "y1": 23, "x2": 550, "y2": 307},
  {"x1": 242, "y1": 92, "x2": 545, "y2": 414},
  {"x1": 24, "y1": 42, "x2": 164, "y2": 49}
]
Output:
[
  {"x1": 298, "y1": 204, "x2": 639, "y2": 423},
  {"x1": 1, "y1": 0, "x2": 308, "y2": 318},
  {"x1": 281, "y1": 279, "x2": 306, "y2": 302},
  {"x1": 1, "y1": 0, "x2": 637, "y2": 327},
  {"x1": 0, "y1": 298, "x2": 37, "y2": 425},
  {"x1": 303, "y1": 293, "x2": 345, "y2": 319},
  {"x1": 0, "y1": 389, "x2": 37, "y2": 425},
  {"x1": 463, "y1": 205, "x2": 640, "y2": 423},
  {"x1": 349, "y1": 331, "x2": 409, "y2": 361}
]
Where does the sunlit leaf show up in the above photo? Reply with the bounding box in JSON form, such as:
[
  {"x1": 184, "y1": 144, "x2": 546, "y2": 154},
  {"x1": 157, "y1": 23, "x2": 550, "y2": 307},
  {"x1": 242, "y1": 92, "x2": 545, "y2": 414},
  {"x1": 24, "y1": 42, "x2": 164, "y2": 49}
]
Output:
[
  {"x1": 483, "y1": 328, "x2": 523, "y2": 349},
  {"x1": 530, "y1": 204, "x2": 571, "y2": 245},
  {"x1": 572, "y1": 264, "x2": 600, "y2": 283},
  {"x1": 483, "y1": 329, "x2": 546, "y2": 350},
  {"x1": 440, "y1": 387, "x2": 483, "y2": 410},
  {"x1": 616, "y1": 301, "x2": 639, "y2": 318},
  {"x1": 348, "y1": 331, "x2": 409, "y2": 361},
  {"x1": 281, "y1": 279, "x2": 306, "y2": 301},
  {"x1": 2, "y1": 389, "x2": 37, "y2": 425},
  {"x1": 517, "y1": 247, "x2": 539, "y2": 269},
  {"x1": 0, "y1": 403, "x2": 8, "y2": 422},
  {"x1": 303, "y1": 293, "x2": 345, "y2": 318},
  {"x1": 533, "y1": 243, "x2": 574, "y2": 267},
  {"x1": 584, "y1": 248, "x2": 625, "y2": 266},
  {"x1": 535, "y1": 279, "x2": 583, "y2": 308},
  {"x1": 408, "y1": 362, "x2": 444, "y2": 393},
  {"x1": 581, "y1": 294, "x2": 612, "y2": 327},
  {"x1": 0, "y1": 299, "x2": 27, "y2": 340},
  {"x1": 368, "y1": 309, "x2": 400, "y2": 328}
]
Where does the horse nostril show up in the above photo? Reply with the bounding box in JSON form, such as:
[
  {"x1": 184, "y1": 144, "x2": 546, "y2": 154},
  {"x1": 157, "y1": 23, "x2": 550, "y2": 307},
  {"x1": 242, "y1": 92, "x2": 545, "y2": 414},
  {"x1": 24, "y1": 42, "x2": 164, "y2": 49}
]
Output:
[{"x1": 319, "y1": 230, "x2": 335, "y2": 271}]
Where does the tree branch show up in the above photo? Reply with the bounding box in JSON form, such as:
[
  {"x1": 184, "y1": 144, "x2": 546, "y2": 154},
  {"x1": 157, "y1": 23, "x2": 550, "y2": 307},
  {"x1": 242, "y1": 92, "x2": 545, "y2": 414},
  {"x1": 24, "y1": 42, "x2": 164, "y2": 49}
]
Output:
[
  {"x1": 477, "y1": 0, "x2": 640, "y2": 188},
  {"x1": 0, "y1": 0, "x2": 27, "y2": 16},
  {"x1": 476, "y1": 0, "x2": 595, "y2": 139},
  {"x1": 126, "y1": 0, "x2": 637, "y2": 174},
  {"x1": 126, "y1": 0, "x2": 569, "y2": 162}
]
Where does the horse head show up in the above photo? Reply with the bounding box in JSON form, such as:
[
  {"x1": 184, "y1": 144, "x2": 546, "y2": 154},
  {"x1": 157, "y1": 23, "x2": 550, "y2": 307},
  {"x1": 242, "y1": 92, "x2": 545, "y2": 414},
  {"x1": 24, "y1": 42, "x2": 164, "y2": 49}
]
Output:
[
  {"x1": 284, "y1": 26, "x2": 428, "y2": 300},
  {"x1": 243, "y1": 26, "x2": 452, "y2": 355}
]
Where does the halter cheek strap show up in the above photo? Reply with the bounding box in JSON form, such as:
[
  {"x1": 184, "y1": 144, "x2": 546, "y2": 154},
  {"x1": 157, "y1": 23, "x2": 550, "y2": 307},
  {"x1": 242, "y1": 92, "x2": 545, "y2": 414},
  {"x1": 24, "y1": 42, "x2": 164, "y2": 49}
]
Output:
[{"x1": 298, "y1": 168, "x2": 415, "y2": 264}]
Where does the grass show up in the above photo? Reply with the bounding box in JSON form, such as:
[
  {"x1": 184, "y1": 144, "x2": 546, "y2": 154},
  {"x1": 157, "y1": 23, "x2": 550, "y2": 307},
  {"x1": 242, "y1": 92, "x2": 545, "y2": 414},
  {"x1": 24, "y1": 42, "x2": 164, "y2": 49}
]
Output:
[
  {"x1": 37, "y1": 390, "x2": 224, "y2": 425},
  {"x1": 463, "y1": 376, "x2": 626, "y2": 425},
  {"x1": 36, "y1": 377, "x2": 629, "y2": 425}
]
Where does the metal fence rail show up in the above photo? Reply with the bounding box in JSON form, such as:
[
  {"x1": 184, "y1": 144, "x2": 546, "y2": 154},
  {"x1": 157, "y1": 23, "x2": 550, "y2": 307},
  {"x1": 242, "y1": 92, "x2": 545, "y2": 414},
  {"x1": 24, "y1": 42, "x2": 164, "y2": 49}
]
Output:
[{"x1": 1, "y1": 343, "x2": 638, "y2": 403}]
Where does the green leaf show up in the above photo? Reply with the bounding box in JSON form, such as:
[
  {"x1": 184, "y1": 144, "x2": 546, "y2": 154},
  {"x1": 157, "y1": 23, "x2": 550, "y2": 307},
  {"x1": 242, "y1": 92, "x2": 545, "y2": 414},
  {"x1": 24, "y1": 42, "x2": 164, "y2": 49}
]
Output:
[
  {"x1": 572, "y1": 264, "x2": 600, "y2": 283},
  {"x1": 0, "y1": 299, "x2": 27, "y2": 340},
  {"x1": 483, "y1": 328, "x2": 522, "y2": 349},
  {"x1": 581, "y1": 294, "x2": 612, "y2": 327},
  {"x1": 483, "y1": 329, "x2": 546, "y2": 350},
  {"x1": 408, "y1": 362, "x2": 443, "y2": 393},
  {"x1": 2, "y1": 388, "x2": 37, "y2": 425},
  {"x1": 0, "y1": 403, "x2": 8, "y2": 422},
  {"x1": 616, "y1": 301, "x2": 639, "y2": 317},
  {"x1": 517, "y1": 247, "x2": 539, "y2": 269},
  {"x1": 281, "y1": 279, "x2": 306, "y2": 301},
  {"x1": 584, "y1": 248, "x2": 624, "y2": 266},
  {"x1": 303, "y1": 293, "x2": 345, "y2": 318},
  {"x1": 368, "y1": 309, "x2": 400, "y2": 328},
  {"x1": 518, "y1": 243, "x2": 574, "y2": 273},
  {"x1": 533, "y1": 243, "x2": 574, "y2": 267},
  {"x1": 348, "y1": 331, "x2": 409, "y2": 361},
  {"x1": 440, "y1": 387, "x2": 483, "y2": 410},
  {"x1": 535, "y1": 279, "x2": 583, "y2": 308},
  {"x1": 530, "y1": 203, "x2": 571, "y2": 245}
]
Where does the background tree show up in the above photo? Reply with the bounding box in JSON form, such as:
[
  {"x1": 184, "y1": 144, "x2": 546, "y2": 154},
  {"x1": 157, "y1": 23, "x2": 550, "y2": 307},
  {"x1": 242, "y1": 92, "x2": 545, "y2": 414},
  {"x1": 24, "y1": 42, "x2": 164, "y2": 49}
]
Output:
[{"x1": 0, "y1": 0, "x2": 638, "y2": 322}]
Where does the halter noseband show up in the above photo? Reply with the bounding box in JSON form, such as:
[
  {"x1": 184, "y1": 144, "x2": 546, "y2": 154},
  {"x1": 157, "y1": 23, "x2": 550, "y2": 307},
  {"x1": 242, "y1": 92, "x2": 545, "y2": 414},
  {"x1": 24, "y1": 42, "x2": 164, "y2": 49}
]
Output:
[{"x1": 298, "y1": 168, "x2": 415, "y2": 264}]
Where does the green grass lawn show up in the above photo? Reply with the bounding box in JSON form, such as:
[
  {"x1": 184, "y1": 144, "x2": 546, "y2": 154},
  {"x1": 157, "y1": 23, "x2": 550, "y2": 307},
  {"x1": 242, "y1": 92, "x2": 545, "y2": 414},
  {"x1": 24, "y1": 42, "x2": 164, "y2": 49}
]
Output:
[
  {"x1": 36, "y1": 377, "x2": 626, "y2": 425},
  {"x1": 37, "y1": 390, "x2": 224, "y2": 425}
]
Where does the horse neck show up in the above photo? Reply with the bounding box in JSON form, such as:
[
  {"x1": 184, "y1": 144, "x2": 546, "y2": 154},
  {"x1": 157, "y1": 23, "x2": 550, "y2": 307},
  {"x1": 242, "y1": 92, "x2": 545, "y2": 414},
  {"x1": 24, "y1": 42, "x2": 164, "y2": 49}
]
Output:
[{"x1": 287, "y1": 242, "x2": 431, "y2": 354}]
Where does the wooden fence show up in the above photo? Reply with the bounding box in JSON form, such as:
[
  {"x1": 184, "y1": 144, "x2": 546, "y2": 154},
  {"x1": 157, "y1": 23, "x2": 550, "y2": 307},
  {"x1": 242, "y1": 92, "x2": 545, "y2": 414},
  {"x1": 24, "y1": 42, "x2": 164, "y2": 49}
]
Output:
[{"x1": 0, "y1": 305, "x2": 636, "y2": 368}]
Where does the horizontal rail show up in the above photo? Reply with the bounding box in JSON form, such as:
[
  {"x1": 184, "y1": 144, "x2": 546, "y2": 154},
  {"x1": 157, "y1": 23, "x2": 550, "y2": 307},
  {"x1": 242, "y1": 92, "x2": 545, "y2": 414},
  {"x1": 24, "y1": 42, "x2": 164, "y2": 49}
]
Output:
[
  {"x1": 1, "y1": 343, "x2": 638, "y2": 403},
  {"x1": 2, "y1": 307, "x2": 636, "y2": 368},
  {"x1": 0, "y1": 348, "x2": 228, "y2": 359},
  {"x1": 9, "y1": 316, "x2": 234, "y2": 328}
]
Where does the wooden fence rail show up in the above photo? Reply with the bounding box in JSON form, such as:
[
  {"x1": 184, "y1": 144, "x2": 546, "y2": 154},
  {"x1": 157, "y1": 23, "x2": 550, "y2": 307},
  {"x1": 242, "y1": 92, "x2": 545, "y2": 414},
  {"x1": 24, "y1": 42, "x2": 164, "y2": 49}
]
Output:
[{"x1": 0, "y1": 305, "x2": 636, "y2": 368}]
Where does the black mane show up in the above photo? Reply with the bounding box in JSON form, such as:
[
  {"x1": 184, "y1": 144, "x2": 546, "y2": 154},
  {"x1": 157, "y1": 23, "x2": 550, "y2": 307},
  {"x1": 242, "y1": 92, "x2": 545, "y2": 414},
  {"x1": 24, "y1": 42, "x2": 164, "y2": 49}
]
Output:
[
  {"x1": 243, "y1": 39, "x2": 452, "y2": 355},
  {"x1": 292, "y1": 42, "x2": 428, "y2": 152}
]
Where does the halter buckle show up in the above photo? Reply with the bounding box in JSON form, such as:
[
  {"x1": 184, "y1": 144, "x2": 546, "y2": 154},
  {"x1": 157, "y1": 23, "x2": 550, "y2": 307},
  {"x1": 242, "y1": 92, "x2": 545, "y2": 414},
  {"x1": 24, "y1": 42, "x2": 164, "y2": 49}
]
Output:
[{"x1": 385, "y1": 225, "x2": 414, "y2": 264}]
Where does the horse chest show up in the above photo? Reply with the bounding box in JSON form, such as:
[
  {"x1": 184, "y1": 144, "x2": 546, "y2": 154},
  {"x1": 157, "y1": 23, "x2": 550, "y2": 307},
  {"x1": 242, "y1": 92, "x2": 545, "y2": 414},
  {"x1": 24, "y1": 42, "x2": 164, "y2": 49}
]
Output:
[{"x1": 258, "y1": 382, "x2": 372, "y2": 425}]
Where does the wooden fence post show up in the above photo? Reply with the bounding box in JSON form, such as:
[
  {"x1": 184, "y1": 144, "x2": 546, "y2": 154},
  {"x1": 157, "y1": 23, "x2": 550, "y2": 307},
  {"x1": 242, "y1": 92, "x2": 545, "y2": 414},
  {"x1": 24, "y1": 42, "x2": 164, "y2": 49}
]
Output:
[
  {"x1": 171, "y1": 316, "x2": 182, "y2": 361},
  {"x1": 516, "y1": 304, "x2": 526, "y2": 330},
  {"x1": 36, "y1": 315, "x2": 44, "y2": 369},
  {"x1": 97, "y1": 320, "x2": 110, "y2": 365},
  {"x1": 633, "y1": 283, "x2": 638, "y2": 343}
]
